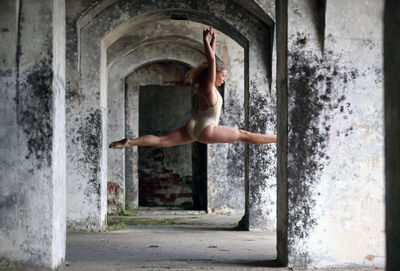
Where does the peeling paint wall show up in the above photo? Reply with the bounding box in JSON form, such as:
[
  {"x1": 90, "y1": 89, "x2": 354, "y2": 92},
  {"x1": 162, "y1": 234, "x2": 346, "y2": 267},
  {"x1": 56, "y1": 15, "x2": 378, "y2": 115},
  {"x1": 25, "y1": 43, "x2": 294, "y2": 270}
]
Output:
[
  {"x1": 0, "y1": 0, "x2": 66, "y2": 268},
  {"x1": 285, "y1": 0, "x2": 385, "y2": 268}
]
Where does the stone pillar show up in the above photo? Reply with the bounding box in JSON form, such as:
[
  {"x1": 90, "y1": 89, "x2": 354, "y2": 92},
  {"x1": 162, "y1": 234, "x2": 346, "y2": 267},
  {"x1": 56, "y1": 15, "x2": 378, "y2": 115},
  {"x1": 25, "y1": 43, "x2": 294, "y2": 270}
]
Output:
[
  {"x1": 384, "y1": 1, "x2": 400, "y2": 270},
  {"x1": 66, "y1": 15, "x2": 107, "y2": 233},
  {"x1": 0, "y1": 0, "x2": 66, "y2": 268},
  {"x1": 276, "y1": 0, "x2": 288, "y2": 265},
  {"x1": 283, "y1": 0, "x2": 385, "y2": 268},
  {"x1": 125, "y1": 75, "x2": 140, "y2": 210}
]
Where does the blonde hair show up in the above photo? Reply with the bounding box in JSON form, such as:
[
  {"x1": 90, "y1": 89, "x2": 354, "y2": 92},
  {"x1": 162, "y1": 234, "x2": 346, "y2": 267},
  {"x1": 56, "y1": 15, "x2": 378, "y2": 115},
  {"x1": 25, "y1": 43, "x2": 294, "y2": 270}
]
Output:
[{"x1": 185, "y1": 59, "x2": 226, "y2": 89}]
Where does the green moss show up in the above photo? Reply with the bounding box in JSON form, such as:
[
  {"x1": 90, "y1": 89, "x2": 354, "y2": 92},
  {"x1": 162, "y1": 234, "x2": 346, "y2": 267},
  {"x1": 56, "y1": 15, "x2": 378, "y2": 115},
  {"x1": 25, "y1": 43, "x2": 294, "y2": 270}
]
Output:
[
  {"x1": 0, "y1": 257, "x2": 25, "y2": 269},
  {"x1": 106, "y1": 222, "x2": 127, "y2": 231},
  {"x1": 66, "y1": 220, "x2": 110, "y2": 233},
  {"x1": 150, "y1": 263, "x2": 162, "y2": 271},
  {"x1": 121, "y1": 209, "x2": 138, "y2": 216},
  {"x1": 107, "y1": 217, "x2": 206, "y2": 227}
]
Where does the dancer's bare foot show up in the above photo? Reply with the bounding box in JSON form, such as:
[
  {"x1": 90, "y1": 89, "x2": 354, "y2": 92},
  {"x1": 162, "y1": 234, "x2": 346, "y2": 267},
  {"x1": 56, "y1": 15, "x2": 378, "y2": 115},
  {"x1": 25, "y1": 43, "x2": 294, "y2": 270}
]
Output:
[{"x1": 109, "y1": 138, "x2": 129, "y2": 149}]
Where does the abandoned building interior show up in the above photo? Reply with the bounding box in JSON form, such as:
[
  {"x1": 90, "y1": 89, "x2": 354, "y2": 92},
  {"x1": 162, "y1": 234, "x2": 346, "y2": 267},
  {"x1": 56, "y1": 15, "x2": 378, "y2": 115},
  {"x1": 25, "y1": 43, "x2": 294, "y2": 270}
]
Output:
[{"x1": 0, "y1": 0, "x2": 399, "y2": 270}]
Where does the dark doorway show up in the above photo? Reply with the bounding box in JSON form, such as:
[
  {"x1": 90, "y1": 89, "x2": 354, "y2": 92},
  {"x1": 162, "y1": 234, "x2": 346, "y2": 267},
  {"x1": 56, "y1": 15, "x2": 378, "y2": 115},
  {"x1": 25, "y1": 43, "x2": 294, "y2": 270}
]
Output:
[{"x1": 138, "y1": 85, "x2": 207, "y2": 210}]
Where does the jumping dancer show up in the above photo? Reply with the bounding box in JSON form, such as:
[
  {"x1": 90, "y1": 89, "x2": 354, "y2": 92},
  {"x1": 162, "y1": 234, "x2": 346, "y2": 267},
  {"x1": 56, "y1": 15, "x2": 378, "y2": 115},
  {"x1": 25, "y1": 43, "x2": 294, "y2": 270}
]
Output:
[{"x1": 109, "y1": 26, "x2": 276, "y2": 149}]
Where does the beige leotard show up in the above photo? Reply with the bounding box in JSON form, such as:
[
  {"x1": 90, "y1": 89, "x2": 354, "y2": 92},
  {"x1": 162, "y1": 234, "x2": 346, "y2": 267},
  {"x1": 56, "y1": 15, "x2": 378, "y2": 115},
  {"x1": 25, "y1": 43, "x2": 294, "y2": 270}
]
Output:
[{"x1": 186, "y1": 90, "x2": 223, "y2": 140}]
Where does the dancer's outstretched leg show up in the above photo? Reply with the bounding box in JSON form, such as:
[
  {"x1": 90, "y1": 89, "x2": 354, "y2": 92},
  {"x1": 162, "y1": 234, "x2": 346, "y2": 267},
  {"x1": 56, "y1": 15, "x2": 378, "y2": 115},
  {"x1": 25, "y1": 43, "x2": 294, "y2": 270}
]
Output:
[
  {"x1": 109, "y1": 127, "x2": 194, "y2": 149},
  {"x1": 197, "y1": 125, "x2": 276, "y2": 145}
]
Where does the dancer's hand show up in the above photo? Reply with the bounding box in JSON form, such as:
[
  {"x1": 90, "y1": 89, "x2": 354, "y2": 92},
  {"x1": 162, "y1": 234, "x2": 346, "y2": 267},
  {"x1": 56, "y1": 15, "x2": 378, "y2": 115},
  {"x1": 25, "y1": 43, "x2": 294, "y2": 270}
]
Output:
[
  {"x1": 203, "y1": 26, "x2": 216, "y2": 63},
  {"x1": 209, "y1": 26, "x2": 216, "y2": 51},
  {"x1": 210, "y1": 26, "x2": 215, "y2": 40},
  {"x1": 203, "y1": 26, "x2": 215, "y2": 39},
  {"x1": 203, "y1": 27, "x2": 211, "y2": 40}
]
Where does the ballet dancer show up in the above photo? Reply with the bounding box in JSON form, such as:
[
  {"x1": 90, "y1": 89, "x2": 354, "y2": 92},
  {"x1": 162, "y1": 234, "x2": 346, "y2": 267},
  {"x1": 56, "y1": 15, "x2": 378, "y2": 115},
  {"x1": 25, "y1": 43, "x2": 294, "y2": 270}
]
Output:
[{"x1": 109, "y1": 26, "x2": 276, "y2": 149}]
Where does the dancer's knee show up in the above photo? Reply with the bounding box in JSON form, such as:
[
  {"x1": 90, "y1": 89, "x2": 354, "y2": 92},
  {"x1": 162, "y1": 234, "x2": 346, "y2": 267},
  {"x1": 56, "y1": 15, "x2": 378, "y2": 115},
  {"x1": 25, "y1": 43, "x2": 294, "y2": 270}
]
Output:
[{"x1": 158, "y1": 136, "x2": 169, "y2": 147}]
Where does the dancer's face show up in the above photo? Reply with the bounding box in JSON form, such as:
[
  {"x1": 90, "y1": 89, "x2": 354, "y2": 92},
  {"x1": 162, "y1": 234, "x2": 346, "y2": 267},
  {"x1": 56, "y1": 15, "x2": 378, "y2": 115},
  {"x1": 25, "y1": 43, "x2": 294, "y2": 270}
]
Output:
[{"x1": 215, "y1": 69, "x2": 227, "y2": 87}]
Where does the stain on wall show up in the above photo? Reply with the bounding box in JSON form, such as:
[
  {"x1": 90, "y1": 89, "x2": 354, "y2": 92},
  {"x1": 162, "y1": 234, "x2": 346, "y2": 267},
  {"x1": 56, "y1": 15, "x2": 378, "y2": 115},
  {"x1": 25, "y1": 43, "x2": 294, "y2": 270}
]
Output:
[
  {"x1": 19, "y1": 59, "x2": 53, "y2": 169},
  {"x1": 288, "y1": 41, "x2": 355, "y2": 248},
  {"x1": 287, "y1": 0, "x2": 385, "y2": 267},
  {"x1": 287, "y1": 43, "x2": 364, "y2": 266},
  {"x1": 76, "y1": 110, "x2": 102, "y2": 202}
]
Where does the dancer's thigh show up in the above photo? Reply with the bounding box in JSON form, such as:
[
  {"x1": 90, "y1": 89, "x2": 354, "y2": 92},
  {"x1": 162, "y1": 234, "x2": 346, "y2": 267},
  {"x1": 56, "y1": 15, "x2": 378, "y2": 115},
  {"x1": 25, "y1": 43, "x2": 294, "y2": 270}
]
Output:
[{"x1": 197, "y1": 125, "x2": 243, "y2": 144}]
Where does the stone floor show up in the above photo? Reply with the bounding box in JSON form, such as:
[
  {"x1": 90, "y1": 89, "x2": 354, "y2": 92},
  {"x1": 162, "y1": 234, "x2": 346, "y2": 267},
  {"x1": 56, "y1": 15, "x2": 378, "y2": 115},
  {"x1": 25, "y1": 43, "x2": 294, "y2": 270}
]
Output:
[{"x1": 2, "y1": 212, "x2": 385, "y2": 270}]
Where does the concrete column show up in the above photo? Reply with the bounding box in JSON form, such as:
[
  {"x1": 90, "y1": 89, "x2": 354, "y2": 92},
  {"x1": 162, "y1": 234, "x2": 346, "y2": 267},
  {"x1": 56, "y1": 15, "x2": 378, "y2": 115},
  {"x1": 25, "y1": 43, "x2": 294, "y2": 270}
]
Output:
[
  {"x1": 0, "y1": 0, "x2": 66, "y2": 268},
  {"x1": 284, "y1": 0, "x2": 385, "y2": 268},
  {"x1": 384, "y1": 1, "x2": 400, "y2": 270},
  {"x1": 247, "y1": 26, "x2": 277, "y2": 231},
  {"x1": 66, "y1": 15, "x2": 107, "y2": 232},
  {"x1": 125, "y1": 75, "x2": 139, "y2": 210}
]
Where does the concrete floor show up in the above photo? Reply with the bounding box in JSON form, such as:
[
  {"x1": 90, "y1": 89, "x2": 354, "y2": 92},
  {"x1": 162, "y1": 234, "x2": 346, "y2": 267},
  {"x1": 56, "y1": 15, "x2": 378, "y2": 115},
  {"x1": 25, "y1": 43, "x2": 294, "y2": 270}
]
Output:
[
  {"x1": 62, "y1": 213, "x2": 280, "y2": 270},
  {"x1": 2, "y1": 213, "x2": 385, "y2": 270}
]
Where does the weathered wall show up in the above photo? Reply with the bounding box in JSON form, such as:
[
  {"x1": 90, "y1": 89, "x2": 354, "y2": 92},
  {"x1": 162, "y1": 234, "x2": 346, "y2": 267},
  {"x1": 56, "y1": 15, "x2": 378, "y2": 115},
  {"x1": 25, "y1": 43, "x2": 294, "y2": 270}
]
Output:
[
  {"x1": 285, "y1": 0, "x2": 385, "y2": 268},
  {"x1": 0, "y1": 0, "x2": 66, "y2": 268},
  {"x1": 66, "y1": 2, "x2": 109, "y2": 231},
  {"x1": 384, "y1": 1, "x2": 400, "y2": 270}
]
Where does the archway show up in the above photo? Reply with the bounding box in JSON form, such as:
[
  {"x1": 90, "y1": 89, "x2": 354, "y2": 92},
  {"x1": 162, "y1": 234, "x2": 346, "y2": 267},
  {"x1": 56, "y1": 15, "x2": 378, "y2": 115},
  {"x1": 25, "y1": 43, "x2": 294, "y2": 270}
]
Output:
[
  {"x1": 67, "y1": 0, "x2": 277, "y2": 236},
  {"x1": 105, "y1": 21, "x2": 247, "y2": 218}
]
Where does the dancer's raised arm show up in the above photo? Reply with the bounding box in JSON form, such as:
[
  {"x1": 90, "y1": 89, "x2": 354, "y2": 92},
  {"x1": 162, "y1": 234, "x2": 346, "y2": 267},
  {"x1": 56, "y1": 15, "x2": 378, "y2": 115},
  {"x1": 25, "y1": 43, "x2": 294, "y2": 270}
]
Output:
[{"x1": 202, "y1": 26, "x2": 217, "y2": 105}]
